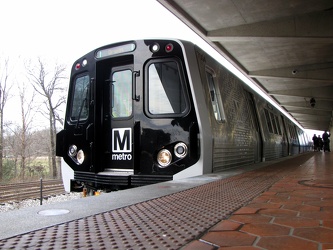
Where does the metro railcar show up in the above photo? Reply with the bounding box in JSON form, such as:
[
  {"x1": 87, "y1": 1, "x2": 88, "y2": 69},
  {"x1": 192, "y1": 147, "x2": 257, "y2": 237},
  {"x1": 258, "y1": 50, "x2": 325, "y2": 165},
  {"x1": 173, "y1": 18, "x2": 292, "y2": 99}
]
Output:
[{"x1": 56, "y1": 39, "x2": 310, "y2": 192}]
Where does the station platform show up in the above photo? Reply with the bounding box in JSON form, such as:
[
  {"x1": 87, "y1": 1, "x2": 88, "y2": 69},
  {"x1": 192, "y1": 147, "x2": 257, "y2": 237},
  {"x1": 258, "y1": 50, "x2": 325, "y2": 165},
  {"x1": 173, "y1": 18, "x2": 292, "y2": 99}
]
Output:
[{"x1": 0, "y1": 151, "x2": 332, "y2": 249}]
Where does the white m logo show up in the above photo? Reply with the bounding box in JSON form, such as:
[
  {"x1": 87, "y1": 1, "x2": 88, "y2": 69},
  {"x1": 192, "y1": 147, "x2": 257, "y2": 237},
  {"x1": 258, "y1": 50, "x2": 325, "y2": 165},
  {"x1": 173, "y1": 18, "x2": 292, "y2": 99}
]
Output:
[{"x1": 112, "y1": 128, "x2": 132, "y2": 153}]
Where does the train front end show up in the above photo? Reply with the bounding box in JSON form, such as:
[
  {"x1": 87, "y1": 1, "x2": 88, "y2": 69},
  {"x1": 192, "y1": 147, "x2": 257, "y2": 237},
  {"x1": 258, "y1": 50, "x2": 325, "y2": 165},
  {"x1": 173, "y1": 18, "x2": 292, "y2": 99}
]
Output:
[{"x1": 56, "y1": 39, "x2": 201, "y2": 192}]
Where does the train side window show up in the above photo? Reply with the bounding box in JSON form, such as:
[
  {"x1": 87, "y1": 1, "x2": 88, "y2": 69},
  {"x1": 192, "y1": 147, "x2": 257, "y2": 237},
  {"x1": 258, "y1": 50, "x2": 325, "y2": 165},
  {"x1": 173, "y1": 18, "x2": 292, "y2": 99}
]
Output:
[
  {"x1": 206, "y1": 70, "x2": 225, "y2": 122},
  {"x1": 70, "y1": 75, "x2": 90, "y2": 121},
  {"x1": 264, "y1": 109, "x2": 273, "y2": 133},
  {"x1": 270, "y1": 113, "x2": 278, "y2": 134},
  {"x1": 147, "y1": 59, "x2": 189, "y2": 116},
  {"x1": 264, "y1": 109, "x2": 282, "y2": 135},
  {"x1": 298, "y1": 129, "x2": 305, "y2": 144},
  {"x1": 289, "y1": 124, "x2": 297, "y2": 140},
  {"x1": 275, "y1": 115, "x2": 282, "y2": 135}
]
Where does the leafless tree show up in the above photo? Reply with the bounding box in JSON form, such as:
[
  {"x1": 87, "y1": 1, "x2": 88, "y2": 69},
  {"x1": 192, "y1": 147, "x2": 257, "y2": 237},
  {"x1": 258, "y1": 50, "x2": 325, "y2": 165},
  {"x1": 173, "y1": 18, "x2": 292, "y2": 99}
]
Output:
[
  {"x1": 4, "y1": 125, "x2": 20, "y2": 179},
  {"x1": 0, "y1": 57, "x2": 12, "y2": 181},
  {"x1": 26, "y1": 58, "x2": 67, "y2": 179},
  {"x1": 17, "y1": 83, "x2": 35, "y2": 180},
  {"x1": 4, "y1": 125, "x2": 51, "y2": 181}
]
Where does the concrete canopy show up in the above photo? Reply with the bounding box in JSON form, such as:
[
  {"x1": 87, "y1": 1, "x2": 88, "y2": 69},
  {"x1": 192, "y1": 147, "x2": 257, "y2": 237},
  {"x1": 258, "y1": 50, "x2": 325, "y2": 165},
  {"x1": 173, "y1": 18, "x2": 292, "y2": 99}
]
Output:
[{"x1": 157, "y1": 0, "x2": 333, "y2": 131}]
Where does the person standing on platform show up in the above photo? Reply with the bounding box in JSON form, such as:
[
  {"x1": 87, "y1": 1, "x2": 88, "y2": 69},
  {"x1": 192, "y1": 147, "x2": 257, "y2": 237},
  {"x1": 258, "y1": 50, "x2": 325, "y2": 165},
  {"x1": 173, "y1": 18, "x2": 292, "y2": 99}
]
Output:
[
  {"x1": 312, "y1": 134, "x2": 318, "y2": 151},
  {"x1": 322, "y1": 130, "x2": 330, "y2": 152},
  {"x1": 318, "y1": 135, "x2": 323, "y2": 151}
]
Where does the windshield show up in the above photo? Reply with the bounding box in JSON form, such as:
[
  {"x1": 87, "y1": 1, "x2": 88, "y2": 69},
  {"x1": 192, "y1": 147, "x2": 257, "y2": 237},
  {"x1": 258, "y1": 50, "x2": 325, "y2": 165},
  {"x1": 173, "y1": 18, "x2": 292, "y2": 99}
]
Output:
[
  {"x1": 147, "y1": 60, "x2": 188, "y2": 116},
  {"x1": 70, "y1": 75, "x2": 90, "y2": 121}
]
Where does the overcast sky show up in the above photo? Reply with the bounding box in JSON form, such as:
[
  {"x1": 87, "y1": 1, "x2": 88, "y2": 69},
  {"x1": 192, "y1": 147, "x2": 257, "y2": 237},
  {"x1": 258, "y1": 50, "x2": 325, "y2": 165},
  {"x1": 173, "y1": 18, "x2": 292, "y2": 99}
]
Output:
[{"x1": 0, "y1": 0, "x2": 202, "y2": 65}]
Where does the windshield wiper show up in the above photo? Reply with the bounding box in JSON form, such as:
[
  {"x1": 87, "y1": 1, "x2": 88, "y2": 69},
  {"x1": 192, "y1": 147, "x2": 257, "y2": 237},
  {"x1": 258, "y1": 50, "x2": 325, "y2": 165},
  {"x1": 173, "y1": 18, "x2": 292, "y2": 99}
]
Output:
[{"x1": 75, "y1": 87, "x2": 89, "y2": 129}]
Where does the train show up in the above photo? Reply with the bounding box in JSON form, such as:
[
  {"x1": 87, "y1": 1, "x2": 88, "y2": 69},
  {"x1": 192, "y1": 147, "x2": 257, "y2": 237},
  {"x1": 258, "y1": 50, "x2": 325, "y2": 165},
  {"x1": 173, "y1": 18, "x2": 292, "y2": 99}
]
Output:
[{"x1": 56, "y1": 39, "x2": 311, "y2": 193}]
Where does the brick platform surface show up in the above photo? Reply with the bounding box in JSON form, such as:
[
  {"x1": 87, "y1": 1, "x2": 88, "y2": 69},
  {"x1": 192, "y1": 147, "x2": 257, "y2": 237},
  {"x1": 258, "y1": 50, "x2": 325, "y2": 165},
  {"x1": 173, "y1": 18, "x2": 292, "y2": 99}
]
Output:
[{"x1": 183, "y1": 152, "x2": 333, "y2": 250}]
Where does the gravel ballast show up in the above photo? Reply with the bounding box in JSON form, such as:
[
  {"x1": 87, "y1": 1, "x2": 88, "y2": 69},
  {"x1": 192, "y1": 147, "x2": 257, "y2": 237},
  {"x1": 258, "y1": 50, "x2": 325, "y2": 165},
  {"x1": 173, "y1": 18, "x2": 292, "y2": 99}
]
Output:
[{"x1": 0, "y1": 193, "x2": 82, "y2": 213}]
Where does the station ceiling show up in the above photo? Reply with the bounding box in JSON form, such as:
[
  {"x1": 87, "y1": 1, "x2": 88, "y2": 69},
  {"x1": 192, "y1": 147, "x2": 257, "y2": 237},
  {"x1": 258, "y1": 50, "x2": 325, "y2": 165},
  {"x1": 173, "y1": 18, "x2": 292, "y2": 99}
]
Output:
[{"x1": 157, "y1": 0, "x2": 333, "y2": 131}]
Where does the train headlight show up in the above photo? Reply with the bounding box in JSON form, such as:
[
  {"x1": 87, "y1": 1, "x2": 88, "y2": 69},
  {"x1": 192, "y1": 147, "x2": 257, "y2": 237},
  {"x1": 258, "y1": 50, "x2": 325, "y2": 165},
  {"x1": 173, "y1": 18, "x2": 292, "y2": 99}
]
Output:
[
  {"x1": 68, "y1": 145, "x2": 84, "y2": 165},
  {"x1": 68, "y1": 145, "x2": 77, "y2": 157},
  {"x1": 150, "y1": 43, "x2": 160, "y2": 53},
  {"x1": 82, "y1": 59, "x2": 88, "y2": 67},
  {"x1": 76, "y1": 150, "x2": 85, "y2": 165},
  {"x1": 157, "y1": 149, "x2": 172, "y2": 167},
  {"x1": 174, "y1": 142, "x2": 188, "y2": 158}
]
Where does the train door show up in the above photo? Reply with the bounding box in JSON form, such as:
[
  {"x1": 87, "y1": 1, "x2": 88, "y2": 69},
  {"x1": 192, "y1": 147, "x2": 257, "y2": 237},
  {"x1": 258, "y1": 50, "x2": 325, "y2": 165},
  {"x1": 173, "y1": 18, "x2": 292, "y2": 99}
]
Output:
[
  {"x1": 103, "y1": 65, "x2": 135, "y2": 172},
  {"x1": 247, "y1": 92, "x2": 263, "y2": 163},
  {"x1": 280, "y1": 115, "x2": 290, "y2": 156}
]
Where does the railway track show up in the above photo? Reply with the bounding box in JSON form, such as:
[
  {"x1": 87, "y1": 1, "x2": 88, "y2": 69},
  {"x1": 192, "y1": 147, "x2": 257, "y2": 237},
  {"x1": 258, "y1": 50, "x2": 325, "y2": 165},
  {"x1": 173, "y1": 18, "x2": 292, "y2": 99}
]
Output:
[{"x1": 0, "y1": 180, "x2": 65, "y2": 204}]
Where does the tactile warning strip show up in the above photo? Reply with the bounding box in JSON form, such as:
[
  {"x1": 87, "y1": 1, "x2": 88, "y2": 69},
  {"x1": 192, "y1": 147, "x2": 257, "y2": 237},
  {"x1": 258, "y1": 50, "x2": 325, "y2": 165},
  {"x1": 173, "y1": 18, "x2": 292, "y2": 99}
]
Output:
[{"x1": 0, "y1": 154, "x2": 313, "y2": 249}]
